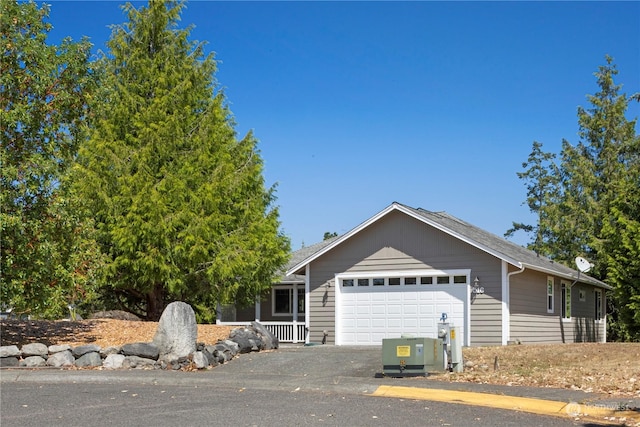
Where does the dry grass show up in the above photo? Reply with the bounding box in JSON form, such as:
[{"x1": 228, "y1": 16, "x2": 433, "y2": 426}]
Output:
[
  {"x1": 428, "y1": 343, "x2": 640, "y2": 397},
  {"x1": 0, "y1": 319, "x2": 234, "y2": 348}
]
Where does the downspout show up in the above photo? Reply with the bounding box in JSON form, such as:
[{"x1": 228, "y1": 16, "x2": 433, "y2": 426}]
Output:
[
  {"x1": 503, "y1": 262, "x2": 526, "y2": 345},
  {"x1": 305, "y1": 264, "x2": 310, "y2": 344}
]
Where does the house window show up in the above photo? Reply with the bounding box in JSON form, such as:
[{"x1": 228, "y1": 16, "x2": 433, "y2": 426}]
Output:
[
  {"x1": 547, "y1": 276, "x2": 554, "y2": 313},
  {"x1": 342, "y1": 279, "x2": 354, "y2": 287},
  {"x1": 420, "y1": 277, "x2": 433, "y2": 285},
  {"x1": 561, "y1": 282, "x2": 571, "y2": 320},
  {"x1": 273, "y1": 287, "x2": 305, "y2": 316},
  {"x1": 373, "y1": 278, "x2": 385, "y2": 286},
  {"x1": 358, "y1": 278, "x2": 370, "y2": 287},
  {"x1": 404, "y1": 277, "x2": 417, "y2": 285},
  {"x1": 595, "y1": 289, "x2": 603, "y2": 321},
  {"x1": 436, "y1": 276, "x2": 450, "y2": 284},
  {"x1": 388, "y1": 278, "x2": 401, "y2": 286},
  {"x1": 453, "y1": 275, "x2": 467, "y2": 284}
]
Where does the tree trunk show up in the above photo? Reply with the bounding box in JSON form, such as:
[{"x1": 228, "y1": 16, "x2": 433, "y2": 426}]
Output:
[{"x1": 146, "y1": 283, "x2": 166, "y2": 321}]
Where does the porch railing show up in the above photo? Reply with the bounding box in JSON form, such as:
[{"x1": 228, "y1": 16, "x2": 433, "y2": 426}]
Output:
[{"x1": 217, "y1": 320, "x2": 307, "y2": 344}]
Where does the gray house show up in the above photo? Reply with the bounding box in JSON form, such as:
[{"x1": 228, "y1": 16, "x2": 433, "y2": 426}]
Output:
[{"x1": 227, "y1": 202, "x2": 610, "y2": 346}]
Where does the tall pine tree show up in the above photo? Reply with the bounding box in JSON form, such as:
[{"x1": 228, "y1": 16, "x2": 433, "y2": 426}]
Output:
[
  {"x1": 505, "y1": 141, "x2": 560, "y2": 256},
  {"x1": 74, "y1": 0, "x2": 290, "y2": 320},
  {"x1": 513, "y1": 57, "x2": 640, "y2": 340}
]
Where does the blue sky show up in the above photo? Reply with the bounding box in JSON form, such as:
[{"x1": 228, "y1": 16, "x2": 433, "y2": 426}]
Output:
[{"x1": 46, "y1": 1, "x2": 640, "y2": 249}]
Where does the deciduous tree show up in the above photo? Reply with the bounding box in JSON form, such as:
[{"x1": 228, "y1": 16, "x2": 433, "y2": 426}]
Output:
[{"x1": 1, "y1": 0, "x2": 102, "y2": 318}]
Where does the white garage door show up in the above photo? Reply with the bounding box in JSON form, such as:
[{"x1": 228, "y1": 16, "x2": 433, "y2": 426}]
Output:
[{"x1": 336, "y1": 278, "x2": 468, "y2": 346}]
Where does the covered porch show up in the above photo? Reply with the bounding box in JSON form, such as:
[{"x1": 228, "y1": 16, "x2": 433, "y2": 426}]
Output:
[{"x1": 217, "y1": 280, "x2": 307, "y2": 344}]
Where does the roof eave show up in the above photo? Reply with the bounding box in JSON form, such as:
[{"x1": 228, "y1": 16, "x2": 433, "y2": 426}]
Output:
[{"x1": 521, "y1": 262, "x2": 612, "y2": 290}]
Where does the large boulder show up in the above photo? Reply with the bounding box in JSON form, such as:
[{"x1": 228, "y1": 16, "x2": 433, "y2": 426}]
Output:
[
  {"x1": 251, "y1": 321, "x2": 279, "y2": 350},
  {"x1": 152, "y1": 302, "x2": 197, "y2": 363},
  {"x1": 229, "y1": 327, "x2": 262, "y2": 353}
]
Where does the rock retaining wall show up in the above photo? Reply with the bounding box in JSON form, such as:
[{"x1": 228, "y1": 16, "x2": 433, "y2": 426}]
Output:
[{"x1": 0, "y1": 321, "x2": 278, "y2": 371}]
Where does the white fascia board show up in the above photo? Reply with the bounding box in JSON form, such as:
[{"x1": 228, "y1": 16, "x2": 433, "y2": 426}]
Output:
[
  {"x1": 287, "y1": 202, "x2": 526, "y2": 276},
  {"x1": 396, "y1": 205, "x2": 524, "y2": 269},
  {"x1": 285, "y1": 203, "x2": 400, "y2": 276},
  {"x1": 520, "y1": 262, "x2": 612, "y2": 290}
]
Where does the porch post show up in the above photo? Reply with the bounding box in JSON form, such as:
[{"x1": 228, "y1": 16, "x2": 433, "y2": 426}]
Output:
[
  {"x1": 215, "y1": 302, "x2": 222, "y2": 325},
  {"x1": 255, "y1": 296, "x2": 261, "y2": 322},
  {"x1": 292, "y1": 283, "x2": 299, "y2": 343}
]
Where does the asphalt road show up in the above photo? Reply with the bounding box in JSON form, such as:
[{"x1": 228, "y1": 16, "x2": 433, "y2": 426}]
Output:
[
  {"x1": 1, "y1": 345, "x2": 633, "y2": 427},
  {"x1": 1, "y1": 381, "x2": 587, "y2": 427}
]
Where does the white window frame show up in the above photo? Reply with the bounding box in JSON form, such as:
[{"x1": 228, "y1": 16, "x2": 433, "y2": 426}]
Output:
[
  {"x1": 595, "y1": 289, "x2": 603, "y2": 322},
  {"x1": 546, "y1": 276, "x2": 554, "y2": 313},
  {"x1": 561, "y1": 281, "x2": 571, "y2": 321},
  {"x1": 272, "y1": 286, "x2": 305, "y2": 317},
  {"x1": 339, "y1": 269, "x2": 470, "y2": 287}
]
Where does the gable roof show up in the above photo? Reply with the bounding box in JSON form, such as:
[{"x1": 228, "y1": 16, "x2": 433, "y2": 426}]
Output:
[{"x1": 286, "y1": 202, "x2": 610, "y2": 289}]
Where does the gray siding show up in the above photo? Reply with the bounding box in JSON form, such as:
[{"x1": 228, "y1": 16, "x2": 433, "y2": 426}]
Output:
[
  {"x1": 510, "y1": 270, "x2": 605, "y2": 343},
  {"x1": 307, "y1": 210, "x2": 504, "y2": 346}
]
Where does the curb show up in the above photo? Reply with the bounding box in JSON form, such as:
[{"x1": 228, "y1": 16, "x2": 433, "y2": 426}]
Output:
[{"x1": 370, "y1": 385, "x2": 640, "y2": 426}]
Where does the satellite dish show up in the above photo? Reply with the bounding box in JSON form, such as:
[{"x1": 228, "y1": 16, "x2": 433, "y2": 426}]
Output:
[{"x1": 575, "y1": 256, "x2": 593, "y2": 273}]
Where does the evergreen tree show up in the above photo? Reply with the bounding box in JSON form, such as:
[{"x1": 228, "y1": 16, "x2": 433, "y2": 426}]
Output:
[
  {"x1": 513, "y1": 57, "x2": 640, "y2": 340},
  {"x1": 74, "y1": 0, "x2": 290, "y2": 321},
  {"x1": 505, "y1": 141, "x2": 559, "y2": 255},
  {"x1": 1, "y1": 0, "x2": 102, "y2": 318}
]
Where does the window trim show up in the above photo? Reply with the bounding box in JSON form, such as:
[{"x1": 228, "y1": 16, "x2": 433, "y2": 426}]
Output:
[
  {"x1": 272, "y1": 286, "x2": 305, "y2": 317},
  {"x1": 561, "y1": 281, "x2": 571, "y2": 321},
  {"x1": 338, "y1": 269, "x2": 470, "y2": 288},
  {"x1": 546, "y1": 276, "x2": 554, "y2": 314},
  {"x1": 595, "y1": 289, "x2": 603, "y2": 321}
]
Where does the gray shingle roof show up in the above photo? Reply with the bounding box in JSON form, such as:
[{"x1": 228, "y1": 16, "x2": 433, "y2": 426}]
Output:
[
  {"x1": 280, "y1": 202, "x2": 610, "y2": 289},
  {"x1": 401, "y1": 204, "x2": 608, "y2": 288}
]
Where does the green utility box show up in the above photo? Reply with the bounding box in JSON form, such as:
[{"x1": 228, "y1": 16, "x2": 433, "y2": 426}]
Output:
[{"x1": 381, "y1": 337, "x2": 444, "y2": 377}]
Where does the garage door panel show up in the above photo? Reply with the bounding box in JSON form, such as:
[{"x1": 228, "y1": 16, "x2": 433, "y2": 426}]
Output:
[
  {"x1": 339, "y1": 283, "x2": 467, "y2": 345},
  {"x1": 403, "y1": 305, "x2": 418, "y2": 316},
  {"x1": 387, "y1": 304, "x2": 402, "y2": 315}
]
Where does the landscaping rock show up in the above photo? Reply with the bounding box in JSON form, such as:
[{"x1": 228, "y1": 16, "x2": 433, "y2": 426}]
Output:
[
  {"x1": 0, "y1": 345, "x2": 21, "y2": 358},
  {"x1": 0, "y1": 357, "x2": 19, "y2": 367},
  {"x1": 48, "y1": 344, "x2": 71, "y2": 354},
  {"x1": 21, "y1": 343, "x2": 48, "y2": 357},
  {"x1": 192, "y1": 351, "x2": 208, "y2": 369},
  {"x1": 152, "y1": 302, "x2": 197, "y2": 362},
  {"x1": 46, "y1": 350, "x2": 75, "y2": 367},
  {"x1": 72, "y1": 344, "x2": 101, "y2": 358},
  {"x1": 103, "y1": 354, "x2": 126, "y2": 369},
  {"x1": 100, "y1": 346, "x2": 121, "y2": 357},
  {"x1": 121, "y1": 342, "x2": 159, "y2": 360},
  {"x1": 75, "y1": 352, "x2": 102, "y2": 367},
  {"x1": 20, "y1": 356, "x2": 46, "y2": 367},
  {"x1": 122, "y1": 355, "x2": 157, "y2": 369},
  {"x1": 251, "y1": 321, "x2": 279, "y2": 350},
  {"x1": 229, "y1": 327, "x2": 261, "y2": 353}
]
